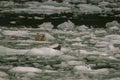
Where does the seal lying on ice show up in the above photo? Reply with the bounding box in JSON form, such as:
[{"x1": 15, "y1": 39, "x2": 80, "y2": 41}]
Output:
[{"x1": 53, "y1": 44, "x2": 61, "y2": 50}]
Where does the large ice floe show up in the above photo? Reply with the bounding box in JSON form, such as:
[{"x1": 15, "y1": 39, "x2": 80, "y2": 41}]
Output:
[
  {"x1": 9, "y1": 67, "x2": 42, "y2": 73},
  {"x1": 26, "y1": 47, "x2": 63, "y2": 56}
]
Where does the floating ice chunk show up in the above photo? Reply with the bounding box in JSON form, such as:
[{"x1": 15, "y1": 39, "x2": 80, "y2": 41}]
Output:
[
  {"x1": 79, "y1": 32, "x2": 90, "y2": 36},
  {"x1": 91, "y1": 51, "x2": 105, "y2": 55},
  {"x1": 59, "y1": 55, "x2": 76, "y2": 61},
  {"x1": 26, "y1": 47, "x2": 63, "y2": 56},
  {"x1": 40, "y1": 5, "x2": 70, "y2": 10},
  {"x1": 49, "y1": 44, "x2": 60, "y2": 48},
  {"x1": 90, "y1": 68, "x2": 109, "y2": 75},
  {"x1": 106, "y1": 20, "x2": 120, "y2": 28},
  {"x1": 0, "y1": 29, "x2": 2, "y2": 32},
  {"x1": 43, "y1": 70, "x2": 57, "y2": 73},
  {"x1": 98, "y1": 1, "x2": 110, "y2": 7},
  {"x1": 103, "y1": 44, "x2": 120, "y2": 54},
  {"x1": 76, "y1": 25, "x2": 88, "y2": 32},
  {"x1": 61, "y1": 47, "x2": 72, "y2": 53},
  {"x1": 2, "y1": 30, "x2": 30, "y2": 37},
  {"x1": 89, "y1": 39, "x2": 97, "y2": 44},
  {"x1": 9, "y1": 67, "x2": 42, "y2": 73},
  {"x1": 102, "y1": 7, "x2": 112, "y2": 15},
  {"x1": 65, "y1": 37, "x2": 82, "y2": 42},
  {"x1": 18, "y1": 15, "x2": 25, "y2": 18},
  {"x1": 10, "y1": 21, "x2": 16, "y2": 24},
  {"x1": 95, "y1": 41, "x2": 109, "y2": 48},
  {"x1": 100, "y1": 53, "x2": 108, "y2": 57},
  {"x1": 79, "y1": 50, "x2": 101, "y2": 57},
  {"x1": 72, "y1": 43, "x2": 87, "y2": 47},
  {"x1": 74, "y1": 65, "x2": 91, "y2": 71},
  {"x1": 38, "y1": 22, "x2": 54, "y2": 30},
  {"x1": 42, "y1": 1, "x2": 71, "y2": 7},
  {"x1": 0, "y1": 71, "x2": 8, "y2": 77},
  {"x1": 58, "y1": 62, "x2": 69, "y2": 69},
  {"x1": 0, "y1": 33, "x2": 4, "y2": 38},
  {"x1": 111, "y1": 40, "x2": 120, "y2": 46},
  {"x1": 108, "y1": 26, "x2": 119, "y2": 33},
  {"x1": 108, "y1": 56, "x2": 117, "y2": 60},
  {"x1": 77, "y1": 4, "x2": 102, "y2": 14},
  {"x1": 57, "y1": 20, "x2": 75, "y2": 30},
  {"x1": 0, "y1": 46, "x2": 28, "y2": 55},
  {"x1": 107, "y1": 44, "x2": 116, "y2": 51},
  {"x1": 81, "y1": 35, "x2": 91, "y2": 40},
  {"x1": 105, "y1": 34, "x2": 120, "y2": 40},
  {"x1": 23, "y1": 72, "x2": 38, "y2": 78},
  {"x1": 109, "y1": 77, "x2": 120, "y2": 80},
  {"x1": 67, "y1": 60, "x2": 84, "y2": 66},
  {"x1": 0, "y1": 77, "x2": 9, "y2": 80},
  {"x1": 113, "y1": 8, "x2": 120, "y2": 13},
  {"x1": 34, "y1": 16, "x2": 43, "y2": 20},
  {"x1": 53, "y1": 30, "x2": 78, "y2": 36},
  {"x1": 94, "y1": 29, "x2": 107, "y2": 37},
  {"x1": 79, "y1": 50, "x2": 91, "y2": 55},
  {"x1": 68, "y1": 0, "x2": 87, "y2": 4}
]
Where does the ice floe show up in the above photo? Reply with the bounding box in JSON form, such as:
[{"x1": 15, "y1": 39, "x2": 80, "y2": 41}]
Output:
[
  {"x1": 94, "y1": 29, "x2": 107, "y2": 37},
  {"x1": 77, "y1": 4, "x2": 102, "y2": 14},
  {"x1": 107, "y1": 26, "x2": 119, "y2": 33},
  {"x1": 74, "y1": 65, "x2": 91, "y2": 71},
  {"x1": 57, "y1": 20, "x2": 75, "y2": 31},
  {"x1": 38, "y1": 22, "x2": 54, "y2": 30},
  {"x1": 105, "y1": 34, "x2": 120, "y2": 40},
  {"x1": 0, "y1": 77, "x2": 9, "y2": 80},
  {"x1": 26, "y1": 47, "x2": 63, "y2": 56},
  {"x1": 9, "y1": 67, "x2": 42, "y2": 73},
  {"x1": 90, "y1": 68, "x2": 109, "y2": 75},
  {"x1": 67, "y1": 60, "x2": 84, "y2": 66},
  {"x1": 2, "y1": 30, "x2": 30, "y2": 37},
  {"x1": 0, "y1": 46, "x2": 28, "y2": 55},
  {"x1": 0, "y1": 71, "x2": 8, "y2": 77},
  {"x1": 76, "y1": 25, "x2": 89, "y2": 32},
  {"x1": 106, "y1": 20, "x2": 120, "y2": 28}
]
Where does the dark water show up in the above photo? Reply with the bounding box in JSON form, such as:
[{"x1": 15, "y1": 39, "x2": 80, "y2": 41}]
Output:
[{"x1": 0, "y1": 13, "x2": 120, "y2": 28}]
